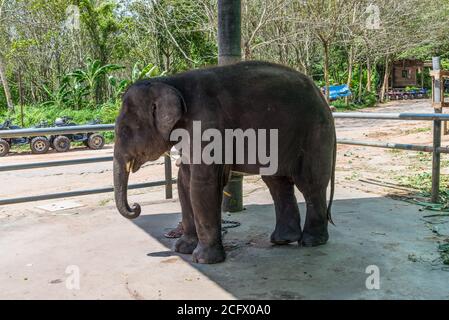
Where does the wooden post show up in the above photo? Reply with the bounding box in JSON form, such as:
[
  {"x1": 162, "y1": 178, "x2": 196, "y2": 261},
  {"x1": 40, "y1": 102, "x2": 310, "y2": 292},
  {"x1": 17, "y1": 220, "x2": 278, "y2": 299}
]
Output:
[
  {"x1": 430, "y1": 65, "x2": 449, "y2": 134},
  {"x1": 218, "y1": 0, "x2": 244, "y2": 213},
  {"x1": 431, "y1": 57, "x2": 442, "y2": 203}
]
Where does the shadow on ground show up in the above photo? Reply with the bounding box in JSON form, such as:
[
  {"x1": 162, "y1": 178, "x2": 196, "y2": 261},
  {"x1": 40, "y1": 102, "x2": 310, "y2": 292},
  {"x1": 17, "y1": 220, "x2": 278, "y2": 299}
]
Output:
[{"x1": 133, "y1": 196, "x2": 449, "y2": 299}]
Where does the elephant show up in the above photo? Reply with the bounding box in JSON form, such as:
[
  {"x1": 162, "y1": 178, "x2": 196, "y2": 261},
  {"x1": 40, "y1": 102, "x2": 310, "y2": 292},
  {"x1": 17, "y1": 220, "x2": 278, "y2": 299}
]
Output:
[{"x1": 113, "y1": 61, "x2": 336, "y2": 264}]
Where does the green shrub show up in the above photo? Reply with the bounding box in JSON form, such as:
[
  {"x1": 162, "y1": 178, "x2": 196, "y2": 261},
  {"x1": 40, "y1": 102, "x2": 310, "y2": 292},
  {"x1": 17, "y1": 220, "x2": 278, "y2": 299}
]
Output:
[
  {"x1": 330, "y1": 98, "x2": 358, "y2": 110},
  {"x1": 405, "y1": 86, "x2": 419, "y2": 92},
  {"x1": 361, "y1": 92, "x2": 377, "y2": 108},
  {"x1": 329, "y1": 91, "x2": 377, "y2": 111},
  {"x1": 0, "y1": 103, "x2": 120, "y2": 143}
]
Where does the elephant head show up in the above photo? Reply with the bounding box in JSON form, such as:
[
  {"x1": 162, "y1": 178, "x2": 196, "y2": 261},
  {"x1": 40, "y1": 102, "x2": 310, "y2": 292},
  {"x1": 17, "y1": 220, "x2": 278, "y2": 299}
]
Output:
[{"x1": 113, "y1": 82, "x2": 186, "y2": 219}]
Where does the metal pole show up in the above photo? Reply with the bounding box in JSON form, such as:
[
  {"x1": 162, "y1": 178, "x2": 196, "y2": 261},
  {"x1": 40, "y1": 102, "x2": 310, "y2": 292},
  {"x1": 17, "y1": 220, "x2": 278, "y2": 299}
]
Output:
[
  {"x1": 0, "y1": 180, "x2": 175, "y2": 206},
  {"x1": 337, "y1": 138, "x2": 438, "y2": 153},
  {"x1": 218, "y1": 0, "x2": 243, "y2": 212},
  {"x1": 0, "y1": 124, "x2": 115, "y2": 138},
  {"x1": 431, "y1": 57, "x2": 442, "y2": 203},
  {"x1": 164, "y1": 154, "x2": 173, "y2": 199},
  {"x1": 0, "y1": 156, "x2": 113, "y2": 172},
  {"x1": 332, "y1": 112, "x2": 449, "y2": 120}
]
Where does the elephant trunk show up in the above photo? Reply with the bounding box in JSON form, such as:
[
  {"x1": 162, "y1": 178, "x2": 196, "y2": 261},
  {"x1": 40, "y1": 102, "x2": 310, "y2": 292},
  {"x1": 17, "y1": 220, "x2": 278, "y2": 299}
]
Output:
[{"x1": 113, "y1": 155, "x2": 141, "y2": 219}]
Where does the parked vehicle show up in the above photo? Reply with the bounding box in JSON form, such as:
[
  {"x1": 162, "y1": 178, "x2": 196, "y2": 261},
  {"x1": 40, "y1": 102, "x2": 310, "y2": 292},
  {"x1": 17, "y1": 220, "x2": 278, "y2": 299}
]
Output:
[
  {"x1": 0, "y1": 119, "x2": 50, "y2": 157},
  {"x1": 387, "y1": 88, "x2": 428, "y2": 100},
  {"x1": 50, "y1": 116, "x2": 105, "y2": 153}
]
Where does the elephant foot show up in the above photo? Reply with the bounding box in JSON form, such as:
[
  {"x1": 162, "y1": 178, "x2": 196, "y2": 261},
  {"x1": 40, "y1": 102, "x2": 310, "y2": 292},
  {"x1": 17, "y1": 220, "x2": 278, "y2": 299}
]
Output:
[
  {"x1": 270, "y1": 224, "x2": 302, "y2": 245},
  {"x1": 300, "y1": 230, "x2": 329, "y2": 247},
  {"x1": 174, "y1": 235, "x2": 198, "y2": 254},
  {"x1": 192, "y1": 243, "x2": 226, "y2": 264}
]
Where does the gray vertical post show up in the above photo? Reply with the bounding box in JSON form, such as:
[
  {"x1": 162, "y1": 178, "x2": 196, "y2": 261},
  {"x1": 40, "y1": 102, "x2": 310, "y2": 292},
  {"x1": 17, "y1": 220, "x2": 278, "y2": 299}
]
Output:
[
  {"x1": 164, "y1": 154, "x2": 173, "y2": 199},
  {"x1": 433, "y1": 57, "x2": 442, "y2": 103},
  {"x1": 218, "y1": 0, "x2": 241, "y2": 65},
  {"x1": 431, "y1": 57, "x2": 441, "y2": 203},
  {"x1": 218, "y1": 0, "x2": 243, "y2": 212}
]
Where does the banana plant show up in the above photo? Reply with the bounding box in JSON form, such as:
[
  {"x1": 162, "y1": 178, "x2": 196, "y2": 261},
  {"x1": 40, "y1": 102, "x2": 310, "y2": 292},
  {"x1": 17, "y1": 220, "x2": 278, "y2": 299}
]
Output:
[
  {"x1": 67, "y1": 58, "x2": 124, "y2": 104},
  {"x1": 108, "y1": 75, "x2": 129, "y2": 101},
  {"x1": 108, "y1": 62, "x2": 166, "y2": 99},
  {"x1": 131, "y1": 62, "x2": 166, "y2": 82},
  {"x1": 40, "y1": 80, "x2": 70, "y2": 109},
  {"x1": 67, "y1": 77, "x2": 90, "y2": 110}
]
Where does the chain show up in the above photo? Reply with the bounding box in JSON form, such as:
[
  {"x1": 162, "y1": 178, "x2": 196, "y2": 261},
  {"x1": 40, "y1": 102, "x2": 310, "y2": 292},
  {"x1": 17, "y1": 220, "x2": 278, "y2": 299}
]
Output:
[{"x1": 221, "y1": 219, "x2": 241, "y2": 237}]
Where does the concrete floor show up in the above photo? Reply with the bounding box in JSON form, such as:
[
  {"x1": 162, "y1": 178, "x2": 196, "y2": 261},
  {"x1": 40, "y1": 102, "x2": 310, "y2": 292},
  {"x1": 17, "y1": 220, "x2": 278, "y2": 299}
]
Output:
[
  {"x1": 1, "y1": 100, "x2": 449, "y2": 299},
  {"x1": 1, "y1": 183, "x2": 448, "y2": 300}
]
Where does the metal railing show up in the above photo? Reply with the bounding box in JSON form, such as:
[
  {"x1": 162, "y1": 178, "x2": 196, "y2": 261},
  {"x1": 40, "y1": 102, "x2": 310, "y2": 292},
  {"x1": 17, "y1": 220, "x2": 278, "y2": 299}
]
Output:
[
  {"x1": 0, "y1": 125, "x2": 174, "y2": 206},
  {"x1": 1, "y1": 124, "x2": 114, "y2": 138},
  {"x1": 333, "y1": 112, "x2": 448, "y2": 202},
  {"x1": 1, "y1": 112, "x2": 448, "y2": 206}
]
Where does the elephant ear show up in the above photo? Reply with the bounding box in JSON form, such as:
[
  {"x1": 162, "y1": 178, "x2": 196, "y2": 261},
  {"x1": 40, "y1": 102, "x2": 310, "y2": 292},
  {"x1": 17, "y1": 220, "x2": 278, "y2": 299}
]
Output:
[{"x1": 152, "y1": 83, "x2": 186, "y2": 141}]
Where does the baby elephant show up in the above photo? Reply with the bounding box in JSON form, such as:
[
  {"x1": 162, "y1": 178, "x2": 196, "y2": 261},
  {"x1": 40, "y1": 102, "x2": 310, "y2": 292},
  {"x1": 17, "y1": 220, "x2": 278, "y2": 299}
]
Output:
[{"x1": 113, "y1": 61, "x2": 336, "y2": 264}]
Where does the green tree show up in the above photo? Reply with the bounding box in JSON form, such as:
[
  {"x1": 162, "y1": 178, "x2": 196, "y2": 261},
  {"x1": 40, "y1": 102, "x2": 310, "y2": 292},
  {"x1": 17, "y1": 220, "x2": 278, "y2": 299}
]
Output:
[
  {"x1": 77, "y1": 0, "x2": 124, "y2": 102},
  {"x1": 67, "y1": 58, "x2": 123, "y2": 106},
  {"x1": 129, "y1": 0, "x2": 216, "y2": 73}
]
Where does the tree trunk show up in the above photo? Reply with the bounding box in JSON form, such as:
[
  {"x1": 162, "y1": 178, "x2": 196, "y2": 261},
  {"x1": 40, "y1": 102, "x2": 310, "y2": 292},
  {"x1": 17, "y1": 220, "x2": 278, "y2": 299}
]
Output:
[
  {"x1": 0, "y1": 55, "x2": 14, "y2": 112},
  {"x1": 164, "y1": 52, "x2": 171, "y2": 73},
  {"x1": 366, "y1": 57, "x2": 372, "y2": 92},
  {"x1": 345, "y1": 46, "x2": 354, "y2": 105},
  {"x1": 358, "y1": 64, "x2": 363, "y2": 102},
  {"x1": 18, "y1": 67, "x2": 24, "y2": 105},
  {"x1": 244, "y1": 41, "x2": 251, "y2": 60},
  {"x1": 18, "y1": 68, "x2": 25, "y2": 126},
  {"x1": 420, "y1": 67, "x2": 424, "y2": 89},
  {"x1": 96, "y1": 53, "x2": 108, "y2": 105},
  {"x1": 380, "y1": 56, "x2": 390, "y2": 103},
  {"x1": 323, "y1": 42, "x2": 330, "y2": 102}
]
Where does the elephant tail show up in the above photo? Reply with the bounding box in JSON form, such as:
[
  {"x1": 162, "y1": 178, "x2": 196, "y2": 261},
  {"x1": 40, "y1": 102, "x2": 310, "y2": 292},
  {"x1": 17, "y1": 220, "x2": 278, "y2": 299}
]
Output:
[{"x1": 327, "y1": 135, "x2": 337, "y2": 226}]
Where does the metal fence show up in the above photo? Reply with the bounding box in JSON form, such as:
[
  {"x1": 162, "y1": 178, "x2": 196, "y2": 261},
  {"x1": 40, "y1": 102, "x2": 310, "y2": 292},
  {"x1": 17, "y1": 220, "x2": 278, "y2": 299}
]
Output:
[
  {"x1": 0, "y1": 124, "x2": 174, "y2": 206},
  {"x1": 333, "y1": 112, "x2": 449, "y2": 202},
  {"x1": 1, "y1": 112, "x2": 449, "y2": 206}
]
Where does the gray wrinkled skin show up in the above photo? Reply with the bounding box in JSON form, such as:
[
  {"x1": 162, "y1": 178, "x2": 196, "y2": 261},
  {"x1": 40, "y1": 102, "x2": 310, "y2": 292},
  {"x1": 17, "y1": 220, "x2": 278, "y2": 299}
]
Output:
[{"x1": 113, "y1": 61, "x2": 336, "y2": 264}]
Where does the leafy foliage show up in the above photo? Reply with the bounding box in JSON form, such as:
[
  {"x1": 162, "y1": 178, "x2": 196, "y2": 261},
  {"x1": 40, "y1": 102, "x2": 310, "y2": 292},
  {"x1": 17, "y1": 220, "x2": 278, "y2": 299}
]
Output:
[
  {"x1": 0, "y1": 102, "x2": 120, "y2": 142},
  {"x1": 1, "y1": 0, "x2": 449, "y2": 119},
  {"x1": 67, "y1": 58, "x2": 124, "y2": 105},
  {"x1": 108, "y1": 62, "x2": 166, "y2": 99}
]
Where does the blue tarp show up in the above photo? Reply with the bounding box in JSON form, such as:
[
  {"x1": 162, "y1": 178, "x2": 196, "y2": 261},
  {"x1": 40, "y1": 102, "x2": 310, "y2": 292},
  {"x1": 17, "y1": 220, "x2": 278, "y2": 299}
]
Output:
[{"x1": 323, "y1": 84, "x2": 352, "y2": 100}]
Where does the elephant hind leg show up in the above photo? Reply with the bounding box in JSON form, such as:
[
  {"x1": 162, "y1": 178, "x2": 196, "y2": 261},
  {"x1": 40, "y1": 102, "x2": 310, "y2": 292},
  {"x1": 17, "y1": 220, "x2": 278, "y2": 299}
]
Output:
[
  {"x1": 293, "y1": 148, "x2": 332, "y2": 247},
  {"x1": 295, "y1": 185, "x2": 328, "y2": 247},
  {"x1": 262, "y1": 175, "x2": 302, "y2": 245},
  {"x1": 293, "y1": 125, "x2": 334, "y2": 247}
]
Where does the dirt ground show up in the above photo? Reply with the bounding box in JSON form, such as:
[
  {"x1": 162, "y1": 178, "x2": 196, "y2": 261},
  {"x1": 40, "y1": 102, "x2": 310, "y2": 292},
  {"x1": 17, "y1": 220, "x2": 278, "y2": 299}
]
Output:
[
  {"x1": 336, "y1": 99, "x2": 449, "y2": 187},
  {"x1": 1, "y1": 99, "x2": 449, "y2": 299}
]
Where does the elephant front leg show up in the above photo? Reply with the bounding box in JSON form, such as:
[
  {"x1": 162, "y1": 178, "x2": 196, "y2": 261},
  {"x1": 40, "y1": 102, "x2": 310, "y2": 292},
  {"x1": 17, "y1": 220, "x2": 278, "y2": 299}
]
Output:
[
  {"x1": 190, "y1": 165, "x2": 226, "y2": 264},
  {"x1": 174, "y1": 165, "x2": 198, "y2": 254}
]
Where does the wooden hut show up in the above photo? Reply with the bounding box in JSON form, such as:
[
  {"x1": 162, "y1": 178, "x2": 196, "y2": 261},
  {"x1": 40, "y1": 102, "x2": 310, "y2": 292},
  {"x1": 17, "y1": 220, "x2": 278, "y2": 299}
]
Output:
[{"x1": 391, "y1": 59, "x2": 424, "y2": 88}]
